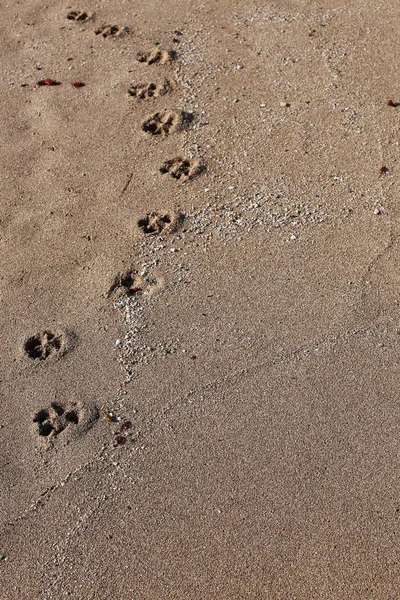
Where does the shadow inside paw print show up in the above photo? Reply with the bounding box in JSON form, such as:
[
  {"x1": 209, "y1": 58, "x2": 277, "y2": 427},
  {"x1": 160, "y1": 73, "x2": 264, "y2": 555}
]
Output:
[
  {"x1": 142, "y1": 110, "x2": 192, "y2": 137},
  {"x1": 67, "y1": 10, "x2": 92, "y2": 21},
  {"x1": 33, "y1": 402, "x2": 80, "y2": 437},
  {"x1": 127, "y1": 79, "x2": 173, "y2": 99},
  {"x1": 159, "y1": 156, "x2": 205, "y2": 181},
  {"x1": 24, "y1": 330, "x2": 63, "y2": 360},
  {"x1": 95, "y1": 24, "x2": 130, "y2": 38},
  {"x1": 137, "y1": 47, "x2": 176, "y2": 65}
]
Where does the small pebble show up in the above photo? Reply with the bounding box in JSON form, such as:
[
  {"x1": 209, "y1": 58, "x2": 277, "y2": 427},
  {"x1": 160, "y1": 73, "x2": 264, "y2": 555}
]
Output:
[
  {"x1": 373, "y1": 208, "x2": 382, "y2": 215},
  {"x1": 280, "y1": 101, "x2": 290, "y2": 107}
]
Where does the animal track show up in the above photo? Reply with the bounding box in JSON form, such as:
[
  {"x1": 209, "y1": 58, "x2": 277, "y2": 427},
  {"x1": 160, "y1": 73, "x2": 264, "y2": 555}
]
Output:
[
  {"x1": 24, "y1": 330, "x2": 68, "y2": 361},
  {"x1": 141, "y1": 110, "x2": 188, "y2": 137},
  {"x1": 107, "y1": 270, "x2": 165, "y2": 299},
  {"x1": 95, "y1": 25, "x2": 130, "y2": 38},
  {"x1": 159, "y1": 156, "x2": 205, "y2": 181},
  {"x1": 33, "y1": 401, "x2": 98, "y2": 440},
  {"x1": 127, "y1": 80, "x2": 173, "y2": 99},
  {"x1": 107, "y1": 270, "x2": 143, "y2": 298},
  {"x1": 137, "y1": 47, "x2": 176, "y2": 65},
  {"x1": 137, "y1": 211, "x2": 183, "y2": 235},
  {"x1": 67, "y1": 10, "x2": 92, "y2": 21}
]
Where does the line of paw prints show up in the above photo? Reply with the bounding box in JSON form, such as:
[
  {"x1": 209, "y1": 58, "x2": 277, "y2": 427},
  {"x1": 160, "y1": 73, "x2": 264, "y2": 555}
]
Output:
[
  {"x1": 25, "y1": 211, "x2": 181, "y2": 441},
  {"x1": 26, "y1": 12, "x2": 205, "y2": 446},
  {"x1": 67, "y1": 9, "x2": 129, "y2": 38},
  {"x1": 66, "y1": 10, "x2": 206, "y2": 179}
]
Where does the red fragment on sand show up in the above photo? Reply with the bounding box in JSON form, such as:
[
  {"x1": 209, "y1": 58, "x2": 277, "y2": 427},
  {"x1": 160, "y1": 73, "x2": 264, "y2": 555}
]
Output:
[
  {"x1": 120, "y1": 420, "x2": 132, "y2": 431},
  {"x1": 128, "y1": 287, "x2": 142, "y2": 295},
  {"x1": 388, "y1": 99, "x2": 399, "y2": 107},
  {"x1": 38, "y1": 78, "x2": 61, "y2": 86},
  {"x1": 380, "y1": 166, "x2": 389, "y2": 176},
  {"x1": 72, "y1": 81, "x2": 86, "y2": 88},
  {"x1": 115, "y1": 435, "x2": 127, "y2": 445}
]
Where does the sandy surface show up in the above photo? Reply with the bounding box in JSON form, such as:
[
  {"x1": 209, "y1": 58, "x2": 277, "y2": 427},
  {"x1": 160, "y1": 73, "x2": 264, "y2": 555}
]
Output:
[{"x1": 1, "y1": 0, "x2": 400, "y2": 598}]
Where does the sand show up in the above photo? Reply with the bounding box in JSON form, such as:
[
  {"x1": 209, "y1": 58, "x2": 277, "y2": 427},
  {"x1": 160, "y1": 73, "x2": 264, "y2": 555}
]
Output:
[{"x1": 1, "y1": 0, "x2": 400, "y2": 598}]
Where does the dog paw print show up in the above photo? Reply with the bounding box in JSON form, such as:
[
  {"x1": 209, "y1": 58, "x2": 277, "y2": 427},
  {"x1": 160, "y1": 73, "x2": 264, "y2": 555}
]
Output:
[
  {"x1": 142, "y1": 110, "x2": 190, "y2": 137},
  {"x1": 67, "y1": 10, "x2": 92, "y2": 21},
  {"x1": 137, "y1": 47, "x2": 176, "y2": 65},
  {"x1": 137, "y1": 211, "x2": 183, "y2": 235},
  {"x1": 107, "y1": 269, "x2": 165, "y2": 299},
  {"x1": 127, "y1": 79, "x2": 173, "y2": 99},
  {"x1": 95, "y1": 25, "x2": 130, "y2": 38},
  {"x1": 24, "y1": 330, "x2": 68, "y2": 361},
  {"x1": 33, "y1": 401, "x2": 98, "y2": 440},
  {"x1": 160, "y1": 156, "x2": 205, "y2": 181},
  {"x1": 33, "y1": 403, "x2": 78, "y2": 437},
  {"x1": 107, "y1": 270, "x2": 143, "y2": 299}
]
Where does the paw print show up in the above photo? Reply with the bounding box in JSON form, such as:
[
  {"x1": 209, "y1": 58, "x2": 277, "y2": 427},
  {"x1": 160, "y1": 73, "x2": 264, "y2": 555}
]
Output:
[
  {"x1": 141, "y1": 110, "x2": 185, "y2": 137},
  {"x1": 24, "y1": 330, "x2": 64, "y2": 360},
  {"x1": 137, "y1": 211, "x2": 183, "y2": 234},
  {"x1": 95, "y1": 25, "x2": 130, "y2": 38},
  {"x1": 159, "y1": 156, "x2": 205, "y2": 180},
  {"x1": 137, "y1": 47, "x2": 176, "y2": 65},
  {"x1": 127, "y1": 79, "x2": 173, "y2": 99},
  {"x1": 67, "y1": 10, "x2": 92, "y2": 22},
  {"x1": 33, "y1": 402, "x2": 80, "y2": 437}
]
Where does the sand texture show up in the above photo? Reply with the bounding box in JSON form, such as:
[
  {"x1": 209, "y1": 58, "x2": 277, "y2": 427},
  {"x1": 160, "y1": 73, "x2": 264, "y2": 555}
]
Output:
[{"x1": 1, "y1": 0, "x2": 400, "y2": 598}]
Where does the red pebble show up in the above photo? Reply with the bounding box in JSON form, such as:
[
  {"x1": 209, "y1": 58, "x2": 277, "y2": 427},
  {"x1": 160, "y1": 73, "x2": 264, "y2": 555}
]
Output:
[
  {"x1": 38, "y1": 78, "x2": 61, "y2": 86},
  {"x1": 128, "y1": 287, "x2": 142, "y2": 295},
  {"x1": 115, "y1": 435, "x2": 127, "y2": 445},
  {"x1": 120, "y1": 420, "x2": 132, "y2": 431},
  {"x1": 380, "y1": 166, "x2": 389, "y2": 176},
  {"x1": 72, "y1": 81, "x2": 86, "y2": 88}
]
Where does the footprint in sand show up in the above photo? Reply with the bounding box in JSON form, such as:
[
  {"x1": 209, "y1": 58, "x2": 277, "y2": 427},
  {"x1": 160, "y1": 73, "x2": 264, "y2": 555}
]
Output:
[
  {"x1": 24, "y1": 329, "x2": 74, "y2": 361},
  {"x1": 141, "y1": 110, "x2": 189, "y2": 137},
  {"x1": 94, "y1": 24, "x2": 131, "y2": 39},
  {"x1": 137, "y1": 47, "x2": 176, "y2": 65},
  {"x1": 33, "y1": 401, "x2": 98, "y2": 440},
  {"x1": 137, "y1": 211, "x2": 183, "y2": 235},
  {"x1": 127, "y1": 79, "x2": 174, "y2": 100},
  {"x1": 67, "y1": 10, "x2": 92, "y2": 22},
  {"x1": 106, "y1": 269, "x2": 165, "y2": 300},
  {"x1": 159, "y1": 156, "x2": 205, "y2": 181}
]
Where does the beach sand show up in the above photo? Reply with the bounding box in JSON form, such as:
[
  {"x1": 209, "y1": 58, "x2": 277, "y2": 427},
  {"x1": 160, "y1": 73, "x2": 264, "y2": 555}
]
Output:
[{"x1": 1, "y1": 0, "x2": 400, "y2": 598}]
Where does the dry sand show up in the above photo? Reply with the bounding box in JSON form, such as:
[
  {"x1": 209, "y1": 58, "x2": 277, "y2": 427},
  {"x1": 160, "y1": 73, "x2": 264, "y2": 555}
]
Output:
[{"x1": 1, "y1": 0, "x2": 400, "y2": 598}]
